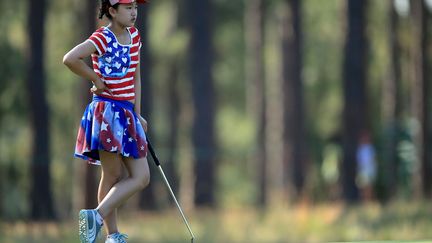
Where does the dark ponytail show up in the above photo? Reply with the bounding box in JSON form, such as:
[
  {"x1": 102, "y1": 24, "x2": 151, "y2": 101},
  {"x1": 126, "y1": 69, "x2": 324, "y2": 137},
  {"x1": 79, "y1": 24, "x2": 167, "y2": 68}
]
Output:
[{"x1": 98, "y1": 0, "x2": 119, "y2": 19}]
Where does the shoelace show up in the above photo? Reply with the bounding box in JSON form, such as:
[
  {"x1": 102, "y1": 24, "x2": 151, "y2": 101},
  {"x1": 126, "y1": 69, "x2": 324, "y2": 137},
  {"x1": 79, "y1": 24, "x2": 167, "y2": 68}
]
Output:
[{"x1": 110, "y1": 233, "x2": 128, "y2": 243}]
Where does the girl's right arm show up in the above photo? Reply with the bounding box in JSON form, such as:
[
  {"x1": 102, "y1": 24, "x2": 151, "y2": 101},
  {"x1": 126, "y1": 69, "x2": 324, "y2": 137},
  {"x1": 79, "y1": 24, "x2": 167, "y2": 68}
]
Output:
[{"x1": 63, "y1": 40, "x2": 111, "y2": 94}]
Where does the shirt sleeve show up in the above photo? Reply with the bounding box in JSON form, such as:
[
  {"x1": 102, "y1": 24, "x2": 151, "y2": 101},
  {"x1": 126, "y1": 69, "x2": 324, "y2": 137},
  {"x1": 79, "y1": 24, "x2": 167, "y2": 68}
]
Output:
[
  {"x1": 132, "y1": 27, "x2": 142, "y2": 50},
  {"x1": 137, "y1": 31, "x2": 142, "y2": 50},
  {"x1": 87, "y1": 29, "x2": 108, "y2": 56}
]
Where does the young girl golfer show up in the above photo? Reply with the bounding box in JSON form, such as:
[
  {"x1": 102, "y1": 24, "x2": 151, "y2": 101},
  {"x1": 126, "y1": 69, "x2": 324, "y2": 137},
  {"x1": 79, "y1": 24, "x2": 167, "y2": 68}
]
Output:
[{"x1": 63, "y1": 0, "x2": 149, "y2": 242}]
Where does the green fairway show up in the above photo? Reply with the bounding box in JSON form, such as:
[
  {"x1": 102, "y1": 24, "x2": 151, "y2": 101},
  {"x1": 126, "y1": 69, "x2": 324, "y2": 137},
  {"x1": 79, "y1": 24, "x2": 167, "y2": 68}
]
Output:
[{"x1": 2, "y1": 201, "x2": 432, "y2": 243}]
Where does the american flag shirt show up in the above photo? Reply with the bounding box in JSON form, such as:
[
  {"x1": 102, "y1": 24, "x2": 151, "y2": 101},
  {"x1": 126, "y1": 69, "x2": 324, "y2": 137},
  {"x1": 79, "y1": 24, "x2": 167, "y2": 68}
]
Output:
[{"x1": 88, "y1": 26, "x2": 141, "y2": 101}]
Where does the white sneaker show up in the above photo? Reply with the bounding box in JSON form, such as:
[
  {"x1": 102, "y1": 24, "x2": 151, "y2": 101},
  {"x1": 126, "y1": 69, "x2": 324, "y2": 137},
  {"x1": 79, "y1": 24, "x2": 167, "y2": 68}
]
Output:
[{"x1": 105, "y1": 232, "x2": 128, "y2": 243}]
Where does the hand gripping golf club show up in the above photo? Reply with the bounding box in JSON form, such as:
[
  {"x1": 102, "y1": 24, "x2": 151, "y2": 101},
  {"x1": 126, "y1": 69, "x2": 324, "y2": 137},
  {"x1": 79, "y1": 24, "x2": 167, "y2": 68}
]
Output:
[{"x1": 146, "y1": 138, "x2": 195, "y2": 243}]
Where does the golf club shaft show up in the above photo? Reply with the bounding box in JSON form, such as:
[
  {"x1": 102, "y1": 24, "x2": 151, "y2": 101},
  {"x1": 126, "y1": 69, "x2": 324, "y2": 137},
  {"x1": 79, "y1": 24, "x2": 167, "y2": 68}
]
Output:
[
  {"x1": 146, "y1": 138, "x2": 195, "y2": 242},
  {"x1": 157, "y1": 165, "x2": 195, "y2": 241}
]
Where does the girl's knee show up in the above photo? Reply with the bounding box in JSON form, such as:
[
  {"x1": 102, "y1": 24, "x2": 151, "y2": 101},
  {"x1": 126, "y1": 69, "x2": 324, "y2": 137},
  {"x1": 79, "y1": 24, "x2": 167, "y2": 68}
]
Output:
[
  {"x1": 124, "y1": 157, "x2": 151, "y2": 190},
  {"x1": 138, "y1": 171, "x2": 150, "y2": 189},
  {"x1": 133, "y1": 170, "x2": 150, "y2": 190},
  {"x1": 102, "y1": 170, "x2": 123, "y2": 185}
]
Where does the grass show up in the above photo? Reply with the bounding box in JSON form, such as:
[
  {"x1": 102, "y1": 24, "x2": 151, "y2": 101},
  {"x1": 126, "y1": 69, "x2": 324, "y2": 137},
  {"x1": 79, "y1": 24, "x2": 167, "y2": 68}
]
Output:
[{"x1": 2, "y1": 201, "x2": 432, "y2": 243}]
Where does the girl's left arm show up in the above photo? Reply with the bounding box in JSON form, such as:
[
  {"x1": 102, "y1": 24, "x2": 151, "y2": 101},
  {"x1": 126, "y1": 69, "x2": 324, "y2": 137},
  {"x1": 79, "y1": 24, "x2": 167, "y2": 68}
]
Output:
[
  {"x1": 134, "y1": 60, "x2": 142, "y2": 115},
  {"x1": 134, "y1": 60, "x2": 148, "y2": 131}
]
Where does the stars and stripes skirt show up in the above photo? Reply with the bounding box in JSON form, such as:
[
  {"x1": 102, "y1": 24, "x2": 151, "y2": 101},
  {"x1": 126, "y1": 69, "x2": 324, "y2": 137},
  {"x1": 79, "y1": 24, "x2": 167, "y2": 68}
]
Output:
[{"x1": 74, "y1": 96, "x2": 148, "y2": 165}]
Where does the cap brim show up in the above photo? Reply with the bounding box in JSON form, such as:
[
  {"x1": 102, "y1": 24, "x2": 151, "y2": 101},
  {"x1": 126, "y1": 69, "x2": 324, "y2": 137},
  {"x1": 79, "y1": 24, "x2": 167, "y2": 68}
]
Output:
[{"x1": 118, "y1": 0, "x2": 147, "y2": 4}]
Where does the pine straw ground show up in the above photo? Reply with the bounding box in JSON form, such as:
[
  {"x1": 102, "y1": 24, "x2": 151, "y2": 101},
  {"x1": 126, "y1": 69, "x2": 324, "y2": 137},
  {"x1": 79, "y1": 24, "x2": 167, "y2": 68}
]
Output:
[{"x1": 2, "y1": 201, "x2": 432, "y2": 243}]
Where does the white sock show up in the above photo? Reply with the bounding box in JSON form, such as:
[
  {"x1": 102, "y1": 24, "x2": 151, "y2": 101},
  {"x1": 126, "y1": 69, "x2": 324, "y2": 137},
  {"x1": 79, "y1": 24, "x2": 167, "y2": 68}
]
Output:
[
  {"x1": 107, "y1": 232, "x2": 118, "y2": 238},
  {"x1": 95, "y1": 209, "x2": 104, "y2": 225}
]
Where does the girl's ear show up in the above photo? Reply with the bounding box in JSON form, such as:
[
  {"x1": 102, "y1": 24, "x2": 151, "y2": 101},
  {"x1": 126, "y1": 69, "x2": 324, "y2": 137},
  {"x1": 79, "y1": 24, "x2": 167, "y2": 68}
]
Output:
[{"x1": 108, "y1": 6, "x2": 117, "y2": 18}]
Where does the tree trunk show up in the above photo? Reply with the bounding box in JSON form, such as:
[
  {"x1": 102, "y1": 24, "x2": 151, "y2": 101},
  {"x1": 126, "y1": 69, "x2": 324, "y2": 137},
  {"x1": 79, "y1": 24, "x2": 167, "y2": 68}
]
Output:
[
  {"x1": 341, "y1": 0, "x2": 368, "y2": 203},
  {"x1": 136, "y1": 3, "x2": 158, "y2": 210},
  {"x1": 166, "y1": 60, "x2": 180, "y2": 196},
  {"x1": 423, "y1": 3, "x2": 432, "y2": 200},
  {"x1": 76, "y1": 0, "x2": 99, "y2": 209},
  {"x1": 245, "y1": 0, "x2": 267, "y2": 207},
  {"x1": 281, "y1": 0, "x2": 306, "y2": 200},
  {"x1": 164, "y1": 3, "x2": 186, "y2": 203},
  {"x1": 187, "y1": 0, "x2": 216, "y2": 206},
  {"x1": 27, "y1": 0, "x2": 55, "y2": 219},
  {"x1": 411, "y1": 0, "x2": 431, "y2": 198},
  {"x1": 380, "y1": 0, "x2": 403, "y2": 200}
]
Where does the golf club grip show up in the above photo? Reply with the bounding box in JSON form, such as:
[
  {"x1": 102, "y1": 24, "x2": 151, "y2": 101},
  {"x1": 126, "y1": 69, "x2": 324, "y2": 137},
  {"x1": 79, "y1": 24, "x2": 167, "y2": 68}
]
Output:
[{"x1": 146, "y1": 138, "x2": 161, "y2": 166}]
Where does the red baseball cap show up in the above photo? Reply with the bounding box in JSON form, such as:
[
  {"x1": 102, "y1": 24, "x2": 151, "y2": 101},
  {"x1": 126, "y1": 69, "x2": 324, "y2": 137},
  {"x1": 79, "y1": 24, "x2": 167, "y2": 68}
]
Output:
[{"x1": 109, "y1": 0, "x2": 147, "y2": 5}]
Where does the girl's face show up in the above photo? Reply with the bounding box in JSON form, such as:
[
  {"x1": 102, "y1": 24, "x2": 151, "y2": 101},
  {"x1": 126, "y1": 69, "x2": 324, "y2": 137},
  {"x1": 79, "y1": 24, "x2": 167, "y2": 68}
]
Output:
[{"x1": 111, "y1": 3, "x2": 138, "y2": 27}]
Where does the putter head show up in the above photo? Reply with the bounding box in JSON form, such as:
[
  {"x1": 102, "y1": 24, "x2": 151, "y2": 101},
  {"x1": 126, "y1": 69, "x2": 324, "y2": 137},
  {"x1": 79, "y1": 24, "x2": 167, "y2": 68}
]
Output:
[{"x1": 191, "y1": 237, "x2": 194, "y2": 243}]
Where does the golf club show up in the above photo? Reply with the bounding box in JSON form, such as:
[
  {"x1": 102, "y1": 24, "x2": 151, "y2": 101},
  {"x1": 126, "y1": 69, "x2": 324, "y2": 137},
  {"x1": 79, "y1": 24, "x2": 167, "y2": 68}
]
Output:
[{"x1": 146, "y1": 137, "x2": 195, "y2": 243}]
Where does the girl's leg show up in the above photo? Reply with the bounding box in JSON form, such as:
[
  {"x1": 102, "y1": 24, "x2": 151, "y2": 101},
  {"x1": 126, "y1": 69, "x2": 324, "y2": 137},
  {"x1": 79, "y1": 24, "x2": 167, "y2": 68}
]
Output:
[
  {"x1": 96, "y1": 151, "x2": 150, "y2": 219},
  {"x1": 98, "y1": 151, "x2": 124, "y2": 234}
]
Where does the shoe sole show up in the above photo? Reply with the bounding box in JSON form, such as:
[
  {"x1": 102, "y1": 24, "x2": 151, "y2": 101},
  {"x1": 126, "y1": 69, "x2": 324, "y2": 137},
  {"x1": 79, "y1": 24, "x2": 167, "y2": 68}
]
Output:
[{"x1": 79, "y1": 210, "x2": 90, "y2": 243}]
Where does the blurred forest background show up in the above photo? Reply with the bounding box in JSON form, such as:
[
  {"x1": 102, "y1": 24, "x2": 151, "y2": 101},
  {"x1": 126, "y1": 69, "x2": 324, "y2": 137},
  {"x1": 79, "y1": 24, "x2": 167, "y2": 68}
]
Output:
[{"x1": 2, "y1": 0, "x2": 432, "y2": 242}]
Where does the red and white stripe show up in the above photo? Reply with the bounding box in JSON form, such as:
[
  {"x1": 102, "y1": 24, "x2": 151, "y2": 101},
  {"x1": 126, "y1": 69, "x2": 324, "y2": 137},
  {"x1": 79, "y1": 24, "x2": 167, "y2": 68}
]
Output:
[{"x1": 88, "y1": 27, "x2": 142, "y2": 101}]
